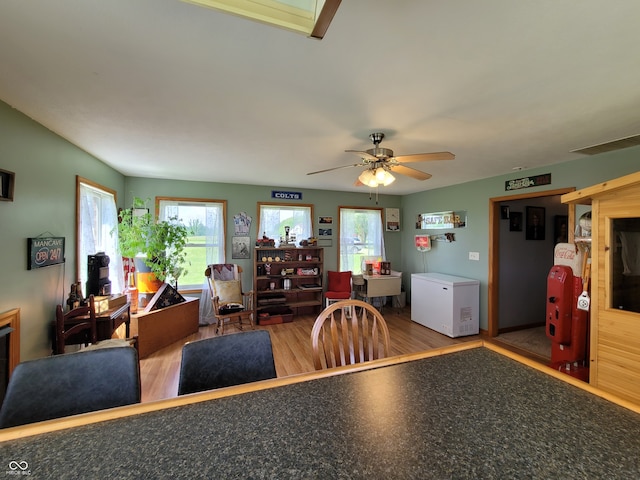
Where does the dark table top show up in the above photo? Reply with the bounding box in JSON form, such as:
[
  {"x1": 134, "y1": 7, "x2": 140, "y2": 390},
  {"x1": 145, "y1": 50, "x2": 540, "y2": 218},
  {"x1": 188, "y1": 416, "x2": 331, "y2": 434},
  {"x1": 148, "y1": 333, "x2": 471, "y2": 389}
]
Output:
[{"x1": 1, "y1": 345, "x2": 639, "y2": 479}]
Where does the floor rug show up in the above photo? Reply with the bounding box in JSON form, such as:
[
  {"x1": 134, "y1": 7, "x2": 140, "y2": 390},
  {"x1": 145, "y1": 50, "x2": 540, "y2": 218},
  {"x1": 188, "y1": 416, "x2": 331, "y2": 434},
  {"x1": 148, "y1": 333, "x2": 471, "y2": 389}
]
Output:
[{"x1": 496, "y1": 326, "x2": 551, "y2": 359}]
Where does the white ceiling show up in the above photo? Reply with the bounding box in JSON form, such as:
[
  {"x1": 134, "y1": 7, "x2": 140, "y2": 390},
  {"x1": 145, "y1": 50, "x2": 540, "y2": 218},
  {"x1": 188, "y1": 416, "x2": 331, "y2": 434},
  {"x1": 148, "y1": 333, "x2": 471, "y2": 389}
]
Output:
[{"x1": 1, "y1": 1, "x2": 640, "y2": 195}]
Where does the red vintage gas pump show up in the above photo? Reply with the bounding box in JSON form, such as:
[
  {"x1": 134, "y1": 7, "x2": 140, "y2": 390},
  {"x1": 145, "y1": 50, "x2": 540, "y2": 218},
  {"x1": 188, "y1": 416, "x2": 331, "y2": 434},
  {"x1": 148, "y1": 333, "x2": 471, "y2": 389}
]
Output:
[{"x1": 546, "y1": 244, "x2": 590, "y2": 381}]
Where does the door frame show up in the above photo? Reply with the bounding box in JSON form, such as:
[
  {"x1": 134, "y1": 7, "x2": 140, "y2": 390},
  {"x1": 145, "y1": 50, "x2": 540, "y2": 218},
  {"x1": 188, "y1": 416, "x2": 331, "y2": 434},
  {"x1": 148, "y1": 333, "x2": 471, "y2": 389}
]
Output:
[{"x1": 487, "y1": 187, "x2": 575, "y2": 337}]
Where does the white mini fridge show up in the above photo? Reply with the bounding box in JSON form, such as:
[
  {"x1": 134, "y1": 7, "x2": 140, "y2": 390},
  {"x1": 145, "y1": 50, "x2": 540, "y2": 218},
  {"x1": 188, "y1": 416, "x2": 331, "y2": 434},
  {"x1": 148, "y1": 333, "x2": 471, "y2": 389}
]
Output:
[{"x1": 411, "y1": 273, "x2": 479, "y2": 337}]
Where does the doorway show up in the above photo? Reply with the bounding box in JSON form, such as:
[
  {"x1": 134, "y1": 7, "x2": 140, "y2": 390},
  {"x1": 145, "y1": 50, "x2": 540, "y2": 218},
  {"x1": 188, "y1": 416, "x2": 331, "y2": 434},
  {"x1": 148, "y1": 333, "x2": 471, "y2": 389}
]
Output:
[{"x1": 487, "y1": 188, "x2": 575, "y2": 344}]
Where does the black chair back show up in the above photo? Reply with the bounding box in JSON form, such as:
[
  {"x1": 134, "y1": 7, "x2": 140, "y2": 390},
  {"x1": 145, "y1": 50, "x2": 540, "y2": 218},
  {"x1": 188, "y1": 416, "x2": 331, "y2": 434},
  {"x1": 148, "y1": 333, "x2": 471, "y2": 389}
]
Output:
[
  {"x1": 0, "y1": 347, "x2": 140, "y2": 428},
  {"x1": 178, "y1": 330, "x2": 276, "y2": 395}
]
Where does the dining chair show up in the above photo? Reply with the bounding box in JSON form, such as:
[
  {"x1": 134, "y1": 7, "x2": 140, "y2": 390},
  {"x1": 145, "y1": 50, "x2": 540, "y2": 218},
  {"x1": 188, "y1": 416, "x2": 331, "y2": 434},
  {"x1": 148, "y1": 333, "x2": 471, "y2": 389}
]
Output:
[
  {"x1": 0, "y1": 346, "x2": 141, "y2": 429},
  {"x1": 310, "y1": 299, "x2": 391, "y2": 370},
  {"x1": 205, "y1": 264, "x2": 255, "y2": 335},
  {"x1": 177, "y1": 330, "x2": 277, "y2": 395},
  {"x1": 324, "y1": 270, "x2": 352, "y2": 308},
  {"x1": 55, "y1": 294, "x2": 135, "y2": 354},
  {"x1": 54, "y1": 295, "x2": 98, "y2": 354}
]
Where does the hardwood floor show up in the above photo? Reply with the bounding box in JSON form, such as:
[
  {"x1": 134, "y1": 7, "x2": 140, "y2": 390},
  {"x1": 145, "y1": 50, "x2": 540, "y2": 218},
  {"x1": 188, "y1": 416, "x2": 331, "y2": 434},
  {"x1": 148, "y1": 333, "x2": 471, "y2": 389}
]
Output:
[{"x1": 139, "y1": 305, "x2": 484, "y2": 403}]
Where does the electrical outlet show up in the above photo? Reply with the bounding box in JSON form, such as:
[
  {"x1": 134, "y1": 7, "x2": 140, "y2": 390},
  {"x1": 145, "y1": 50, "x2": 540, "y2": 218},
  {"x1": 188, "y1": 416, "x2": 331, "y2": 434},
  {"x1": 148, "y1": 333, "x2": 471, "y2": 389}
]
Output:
[{"x1": 469, "y1": 251, "x2": 480, "y2": 261}]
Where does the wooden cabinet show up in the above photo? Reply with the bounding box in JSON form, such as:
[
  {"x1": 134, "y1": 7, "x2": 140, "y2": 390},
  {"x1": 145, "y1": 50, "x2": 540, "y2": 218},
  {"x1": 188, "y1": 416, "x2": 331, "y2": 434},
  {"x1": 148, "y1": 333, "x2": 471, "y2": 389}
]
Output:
[
  {"x1": 562, "y1": 171, "x2": 640, "y2": 405},
  {"x1": 254, "y1": 247, "x2": 324, "y2": 318}
]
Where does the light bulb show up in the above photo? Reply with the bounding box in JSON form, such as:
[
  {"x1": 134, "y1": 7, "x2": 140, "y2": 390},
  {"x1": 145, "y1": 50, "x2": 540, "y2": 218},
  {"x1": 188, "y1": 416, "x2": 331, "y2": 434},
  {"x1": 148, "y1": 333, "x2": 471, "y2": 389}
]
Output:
[
  {"x1": 382, "y1": 171, "x2": 395, "y2": 186},
  {"x1": 358, "y1": 169, "x2": 376, "y2": 186}
]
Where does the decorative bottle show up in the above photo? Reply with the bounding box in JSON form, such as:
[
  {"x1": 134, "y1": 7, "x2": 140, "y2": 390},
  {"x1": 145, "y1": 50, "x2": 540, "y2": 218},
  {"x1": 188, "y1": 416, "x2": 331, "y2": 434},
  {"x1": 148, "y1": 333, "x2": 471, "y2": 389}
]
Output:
[
  {"x1": 66, "y1": 283, "x2": 78, "y2": 310},
  {"x1": 126, "y1": 273, "x2": 139, "y2": 314}
]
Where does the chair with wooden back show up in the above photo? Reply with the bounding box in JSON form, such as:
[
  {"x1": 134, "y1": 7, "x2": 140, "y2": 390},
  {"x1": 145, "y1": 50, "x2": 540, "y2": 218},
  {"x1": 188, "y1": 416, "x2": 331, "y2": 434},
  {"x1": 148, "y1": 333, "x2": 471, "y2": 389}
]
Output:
[
  {"x1": 177, "y1": 330, "x2": 277, "y2": 395},
  {"x1": 205, "y1": 264, "x2": 255, "y2": 335},
  {"x1": 310, "y1": 299, "x2": 391, "y2": 370},
  {"x1": 0, "y1": 346, "x2": 141, "y2": 429},
  {"x1": 54, "y1": 295, "x2": 98, "y2": 354},
  {"x1": 55, "y1": 294, "x2": 135, "y2": 354}
]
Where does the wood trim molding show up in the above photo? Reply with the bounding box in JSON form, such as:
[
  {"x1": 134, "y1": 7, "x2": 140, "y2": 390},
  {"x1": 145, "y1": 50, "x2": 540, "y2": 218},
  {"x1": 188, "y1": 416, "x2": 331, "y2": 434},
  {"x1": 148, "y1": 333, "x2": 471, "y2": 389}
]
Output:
[
  {"x1": 488, "y1": 187, "x2": 575, "y2": 337},
  {"x1": 0, "y1": 308, "x2": 20, "y2": 378}
]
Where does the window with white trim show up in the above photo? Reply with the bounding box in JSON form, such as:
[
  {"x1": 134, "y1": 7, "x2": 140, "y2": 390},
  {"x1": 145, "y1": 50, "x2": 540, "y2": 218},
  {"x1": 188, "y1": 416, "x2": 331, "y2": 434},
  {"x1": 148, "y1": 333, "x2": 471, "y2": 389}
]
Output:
[
  {"x1": 257, "y1": 203, "x2": 313, "y2": 245},
  {"x1": 157, "y1": 197, "x2": 226, "y2": 290},
  {"x1": 338, "y1": 207, "x2": 386, "y2": 274},
  {"x1": 77, "y1": 178, "x2": 123, "y2": 294}
]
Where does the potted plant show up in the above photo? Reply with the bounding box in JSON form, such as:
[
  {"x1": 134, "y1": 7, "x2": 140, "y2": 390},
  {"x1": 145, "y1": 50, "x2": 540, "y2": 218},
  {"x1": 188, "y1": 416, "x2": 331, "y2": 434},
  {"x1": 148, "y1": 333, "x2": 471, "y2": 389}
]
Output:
[{"x1": 113, "y1": 197, "x2": 189, "y2": 290}]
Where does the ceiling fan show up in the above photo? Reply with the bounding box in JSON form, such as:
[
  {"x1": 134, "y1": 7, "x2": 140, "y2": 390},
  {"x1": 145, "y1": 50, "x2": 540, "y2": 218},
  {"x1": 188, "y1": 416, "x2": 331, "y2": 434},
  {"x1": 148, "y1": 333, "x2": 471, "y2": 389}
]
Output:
[{"x1": 307, "y1": 132, "x2": 455, "y2": 187}]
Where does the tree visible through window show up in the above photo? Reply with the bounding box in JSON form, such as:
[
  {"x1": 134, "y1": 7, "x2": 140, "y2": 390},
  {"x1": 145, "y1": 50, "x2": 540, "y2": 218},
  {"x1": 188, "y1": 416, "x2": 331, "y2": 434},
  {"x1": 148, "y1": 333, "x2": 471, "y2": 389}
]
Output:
[
  {"x1": 157, "y1": 197, "x2": 226, "y2": 290},
  {"x1": 339, "y1": 207, "x2": 386, "y2": 274}
]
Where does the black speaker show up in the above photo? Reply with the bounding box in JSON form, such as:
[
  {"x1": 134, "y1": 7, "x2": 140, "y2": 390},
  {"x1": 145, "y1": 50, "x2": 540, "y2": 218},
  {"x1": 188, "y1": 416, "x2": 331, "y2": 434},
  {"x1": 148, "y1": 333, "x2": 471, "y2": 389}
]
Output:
[{"x1": 87, "y1": 252, "x2": 111, "y2": 296}]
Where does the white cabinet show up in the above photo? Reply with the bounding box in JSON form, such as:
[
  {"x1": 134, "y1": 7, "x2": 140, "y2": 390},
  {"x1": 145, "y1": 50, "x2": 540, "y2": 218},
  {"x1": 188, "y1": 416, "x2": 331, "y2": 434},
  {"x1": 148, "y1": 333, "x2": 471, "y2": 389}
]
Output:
[{"x1": 411, "y1": 273, "x2": 479, "y2": 337}]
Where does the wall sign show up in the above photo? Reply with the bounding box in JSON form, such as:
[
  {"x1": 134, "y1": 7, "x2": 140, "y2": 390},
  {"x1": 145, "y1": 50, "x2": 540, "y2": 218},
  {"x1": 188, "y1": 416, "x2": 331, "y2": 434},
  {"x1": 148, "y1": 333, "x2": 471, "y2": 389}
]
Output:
[
  {"x1": 505, "y1": 173, "x2": 551, "y2": 191},
  {"x1": 271, "y1": 191, "x2": 302, "y2": 200},
  {"x1": 27, "y1": 237, "x2": 65, "y2": 269}
]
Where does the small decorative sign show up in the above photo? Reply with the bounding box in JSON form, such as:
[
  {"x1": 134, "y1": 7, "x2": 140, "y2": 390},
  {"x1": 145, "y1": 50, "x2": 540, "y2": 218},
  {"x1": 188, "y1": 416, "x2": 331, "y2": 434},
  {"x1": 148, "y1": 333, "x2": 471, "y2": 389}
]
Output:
[
  {"x1": 505, "y1": 173, "x2": 551, "y2": 191},
  {"x1": 27, "y1": 237, "x2": 65, "y2": 269},
  {"x1": 420, "y1": 211, "x2": 455, "y2": 229},
  {"x1": 272, "y1": 191, "x2": 302, "y2": 200}
]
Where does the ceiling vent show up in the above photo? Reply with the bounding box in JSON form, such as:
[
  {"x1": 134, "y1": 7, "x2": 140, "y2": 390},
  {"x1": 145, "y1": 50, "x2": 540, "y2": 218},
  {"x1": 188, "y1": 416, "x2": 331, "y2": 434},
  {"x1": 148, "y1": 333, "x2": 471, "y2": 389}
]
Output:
[{"x1": 571, "y1": 134, "x2": 640, "y2": 155}]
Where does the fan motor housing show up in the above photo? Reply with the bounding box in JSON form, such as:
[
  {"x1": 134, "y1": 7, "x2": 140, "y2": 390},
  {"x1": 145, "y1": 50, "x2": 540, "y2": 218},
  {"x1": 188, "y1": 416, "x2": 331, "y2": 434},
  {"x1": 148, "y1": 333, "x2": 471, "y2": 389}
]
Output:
[{"x1": 366, "y1": 147, "x2": 393, "y2": 159}]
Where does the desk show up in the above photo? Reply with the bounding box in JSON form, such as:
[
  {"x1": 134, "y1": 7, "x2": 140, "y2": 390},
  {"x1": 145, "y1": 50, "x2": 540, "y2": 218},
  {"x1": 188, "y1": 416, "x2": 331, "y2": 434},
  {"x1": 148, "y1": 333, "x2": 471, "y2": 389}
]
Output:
[
  {"x1": 358, "y1": 271, "x2": 402, "y2": 309},
  {"x1": 2, "y1": 343, "x2": 640, "y2": 478},
  {"x1": 53, "y1": 303, "x2": 131, "y2": 354}
]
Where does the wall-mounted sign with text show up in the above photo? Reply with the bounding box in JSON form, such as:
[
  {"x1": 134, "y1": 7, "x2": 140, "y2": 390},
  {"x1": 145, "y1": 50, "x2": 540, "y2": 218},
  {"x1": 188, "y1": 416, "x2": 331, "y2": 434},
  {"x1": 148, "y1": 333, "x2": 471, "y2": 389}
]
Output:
[
  {"x1": 271, "y1": 191, "x2": 302, "y2": 200},
  {"x1": 505, "y1": 173, "x2": 551, "y2": 191},
  {"x1": 27, "y1": 237, "x2": 65, "y2": 270}
]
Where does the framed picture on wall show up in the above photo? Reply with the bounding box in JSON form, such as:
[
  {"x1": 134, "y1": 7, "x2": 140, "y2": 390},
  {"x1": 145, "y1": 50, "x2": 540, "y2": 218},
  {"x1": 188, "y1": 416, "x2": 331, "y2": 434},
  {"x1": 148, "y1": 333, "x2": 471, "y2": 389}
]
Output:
[
  {"x1": 554, "y1": 215, "x2": 568, "y2": 244},
  {"x1": 509, "y1": 212, "x2": 522, "y2": 232},
  {"x1": 231, "y1": 236, "x2": 250, "y2": 259},
  {"x1": 385, "y1": 208, "x2": 400, "y2": 231},
  {"x1": 525, "y1": 206, "x2": 545, "y2": 240}
]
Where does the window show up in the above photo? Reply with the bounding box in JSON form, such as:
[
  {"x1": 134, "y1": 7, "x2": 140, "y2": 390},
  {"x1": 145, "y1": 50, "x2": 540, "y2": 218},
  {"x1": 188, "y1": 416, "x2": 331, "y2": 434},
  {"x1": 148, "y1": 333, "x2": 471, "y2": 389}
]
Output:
[
  {"x1": 257, "y1": 203, "x2": 314, "y2": 245},
  {"x1": 339, "y1": 207, "x2": 386, "y2": 274},
  {"x1": 77, "y1": 177, "x2": 123, "y2": 294},
  {"x1": 157, "y1": 197, "x2": 226, "y2": 290}
]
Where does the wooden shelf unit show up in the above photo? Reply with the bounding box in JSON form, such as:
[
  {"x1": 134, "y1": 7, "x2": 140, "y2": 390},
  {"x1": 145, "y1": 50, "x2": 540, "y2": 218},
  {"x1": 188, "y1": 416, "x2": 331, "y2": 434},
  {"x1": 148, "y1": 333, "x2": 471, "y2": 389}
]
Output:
[{"x1": 254, "y1": 246, "x2": 324, "y2": 318}]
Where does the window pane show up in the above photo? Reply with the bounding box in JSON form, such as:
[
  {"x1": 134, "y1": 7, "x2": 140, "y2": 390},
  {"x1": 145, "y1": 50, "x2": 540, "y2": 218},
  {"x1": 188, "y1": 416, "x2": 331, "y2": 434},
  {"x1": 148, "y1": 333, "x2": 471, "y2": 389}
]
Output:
[
  {"x1": 339, "y1": 208, "x2": 385, "y2": 274},
  {"x1": 258, "y1": 204, "x2": 312, "y2": 245},
  {"x1": 158, "y1": 199, "x2": 225, "y2": 289},
  {"x1": 79, "y1": 182, "x2": 122, "y2": 294}
]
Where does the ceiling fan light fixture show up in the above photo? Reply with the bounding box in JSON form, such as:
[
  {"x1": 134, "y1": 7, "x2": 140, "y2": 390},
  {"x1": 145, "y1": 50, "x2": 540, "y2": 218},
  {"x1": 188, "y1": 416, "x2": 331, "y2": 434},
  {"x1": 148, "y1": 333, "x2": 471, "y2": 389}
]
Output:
[
  {"x1": 381, "y1": 170, "x2": 396, "y2": 186},
  {"x1": 358, "y1": 169, "x2": 378, "y2": 187}
]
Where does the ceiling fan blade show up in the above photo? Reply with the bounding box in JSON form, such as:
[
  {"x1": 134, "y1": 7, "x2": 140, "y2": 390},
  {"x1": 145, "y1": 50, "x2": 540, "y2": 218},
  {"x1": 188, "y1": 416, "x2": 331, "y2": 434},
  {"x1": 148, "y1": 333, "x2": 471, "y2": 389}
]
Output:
[
  {"x1": 345, "y1": 149, "x2": 378, "y2": 162},
  {"x1": 394, "y1": 152, "x2": 455, "y2": 163},
  {"x1": 307, "y1": 163, "x2": 363, "y2": 175},
  {"x1": 391, "y1": 164, "x2": 432, "y2": 181}
]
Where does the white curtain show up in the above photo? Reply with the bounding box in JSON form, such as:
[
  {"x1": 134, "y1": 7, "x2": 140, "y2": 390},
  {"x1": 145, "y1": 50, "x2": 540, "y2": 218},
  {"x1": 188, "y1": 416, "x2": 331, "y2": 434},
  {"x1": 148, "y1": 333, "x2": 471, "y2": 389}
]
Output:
[
  {"x1": 339, "y1": 208, "x2": 386, "y2": 274},
  {"x1": 158, "y1": 199, "x2": 225, "y2": 325},
  {"x1": 258, "y1": 204, "x2": 312, "y2": 243},
  {"x1": 79, "y1": 183, "x2": 123, "y2": 294}
]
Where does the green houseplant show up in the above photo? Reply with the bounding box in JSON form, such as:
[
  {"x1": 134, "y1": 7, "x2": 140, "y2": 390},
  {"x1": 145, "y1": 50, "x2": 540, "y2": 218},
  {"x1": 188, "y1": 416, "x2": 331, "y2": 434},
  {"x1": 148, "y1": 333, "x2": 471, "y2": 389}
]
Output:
[{"x1": 113, "y1": 197, "x2": 189, "y2": 289}]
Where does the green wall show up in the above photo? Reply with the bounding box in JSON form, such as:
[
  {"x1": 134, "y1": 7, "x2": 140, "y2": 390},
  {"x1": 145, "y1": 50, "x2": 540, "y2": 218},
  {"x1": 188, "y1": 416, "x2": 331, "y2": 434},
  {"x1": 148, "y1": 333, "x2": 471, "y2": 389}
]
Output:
[
  {"x1": 122, "y1": 177, "x2": 403, "y2": 284},
  {"x1": 0, "y1": 101, "x2": 126, "y2": 360},
  {"x1": 401, "y1": 146, "x2": 640, "y2": 330},
  {"x1": 2, "y1": 97, "x2": 640, "y2": 361}
]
